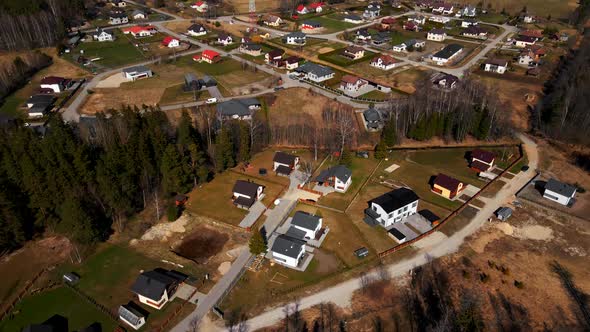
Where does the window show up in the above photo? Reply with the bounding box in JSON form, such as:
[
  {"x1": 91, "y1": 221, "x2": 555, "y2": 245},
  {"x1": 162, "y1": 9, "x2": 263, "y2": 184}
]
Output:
[
  {"x1": 412, "y1": 202, "x2": 417, "y2": 207},
  {"x1": 373, "y1": 206, "x2": 377, "y2": 212},
  {"x1": 544, "y1": 193, "x2": 560, "y2": 201},
  {"x1": 403, "y1": 206, "x2": 408, "y2": 212},
  {"x1": 389, "y1": 212, "x2": 394, "y2": 218}
]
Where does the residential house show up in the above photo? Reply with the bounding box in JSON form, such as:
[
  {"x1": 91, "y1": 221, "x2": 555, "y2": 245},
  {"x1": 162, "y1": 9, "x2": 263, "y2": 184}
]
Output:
[
  {"x1": 27, "y1": 105, "x2": 51, "y2": 118},
  {"x1": 356, "y1": 29, "x2": 372, "y2": 41},
  {"x1": 364, "y1": 2, "x2": 381, "y2": 19},
  {"x1": 370, "y1": 54, "x2": 399, "y2": 70},
  {"x1": 162, "y1": 36, "x2": 180, "y2": 48},
  {"x1": 495, "y1": 207, "x2": 513, "y2": 221},
  {"x1": 372, "y1": 32, "x2": 390, "y2": 45},
  {"x1": 296, "y1": 4, "x2": 309, "y2": 14},
  {"x1": 340, "y1": 75, "x2": 368, "y2": 92},
  {"x1": 390, "y1": 0, "x2": 402, "y2": 8},
  {"x1": 112, "y1": 0, "x2": 126, "y2": 7},
  {"x1": 217, "y1": 34, "x2": 233, "y2": 45},
  {"x1": 432, "y1": 2, "x2": 454, "y2": 15},
  {"x1": 119, "y1": 302, "x2": 146, "y2": 330},
  {"x1": 122, "y1": 65, "x2": 153, "y2": 81},
  {"x1": 131, "y1": 10, "x2": 146, "y2": 20},
  {"x1": 263, "y1": 15, "x2": 283, "y2": 27},
  {"x1": 309, "y1": 2, "x2": 325, "y2": 12},
  {"x1": 458, "y1": 5, "x2": 476, "y2": 17},
  {"x1": 427, "y1": 29, "x2": 446, "y2": 41},
  {"x1": 432, "y1": 44, "x2": 463, "y2": 65},
  {"x1": 388, "y1": 228, "x2": 407, "y2": 243},
  {"x1": 25, "y1": 94, "x2": 55, "y2": 109},
  {"x1": 419, "y1": 209, "x2": 441, "y2": 226},
  {"x1": 239, "y1": 43, "x2": 263, "y2": 56},
  {"x1": 283, "y1": 31, "x2": 307, "y2": 45},
  {"x1": 393, "y1": 39, "x2": 425, "y2": 52},
  {"x1": 432, "y1": 73, "x2": 458, "y2": 89},
  {"x1": 217, "y1": 98, "x2": 261, "y2": 120},
  {"x1": 484, "y1": 58, "x2": 508, "y2": 74},
  {"x1": 265, "y1": 49, "x2": 285, "y2": 63},
  {"x1": 90, "y1": 28, "x2": 115, "y2": 42},
  {"x1": 519, "y1": 29, "x2": 544, "y2": 40},
  {"x1": 40, "y1": 76, "x2": 69, "y2": 93},
  {"x1": 131, "y1": 269, "x2": 185, "y2": 309},
  {"x1": 523, "y1": 14, "x2": 535, "y2": 23},
  {"x1": 342, "y1": 45, "x2": 365, "y2": 60},
  {"x1": 232, "y1": 179, "x2": 265, "y2": 209},
  {"x1": 380, "y1": 17, "x2": 397, "y2": 30},
  {"x1": 514, "y1": 35, "x2": 536, "y2": 48},
  {"x1": 191, "y1": 1, "x2": 208, "y2": 12},
  {"x1": 432, "y1": 173, "x2": 464, "y2": 199},
  {"x1": 285, "y1": 56, "x2": 301, "y2": 70},
  {"x1": 344, "y1": 14, "x2": 364, "y2": 24},
  {"x1": 461, "y1": 25, "x2": 488, "y2": 39},
  {"x1": 273, "y1": 151, "x2": 299, "y2": 176},
  {"x1": 363, "y1": 107, "x2": 383, "y2": 131},
  {"x1": 407, "y1": 15, "x2": 426, "y2": 25},
  {"x1": 470, "y1": 149, "x2": 495, "y2": 172},
  {"x1": 109, "y1": 12, "x2": 128, "y2": 25},
  {"x1": 416, "y1": 0, "x2": 434, "y2": 9},
  {"x1": 184, "y1": 73, "x2": 202, "y2": 91},
  {"x1": 194, "y1": 49, "x2": 221, "y2": 63},
  {"x1": 270, "y1": 234, "x2": 306, "y2": 268},
  {"x1": 301, "y1": 20, "x2": 322, "y2": 30},
  {"x1": 294, "y1": 62, "x2": 335, "y2": 82},
  {"x1": 364, "y1": 187, "x2": 419, "y2": 227},
  {"x1": 291, "y1": 211, "x2": 322, "y2": 240},
  {"x1": 403, "y1": 21, "x2": 420, "y2": 32},
  {"x1": 429, "y1": 15, "x2": 450, "y2": 24},
  {"x1": 543, "y1": 178, "x2": 577, "y2": 206},
  {"x1": 122, "y1": 25, "x2": 157, "y2": 37},
  {"x1": 518, "y1": 45, "x2": 545, "y2": 65},
  {"x1": 461, "y1": 19, "x2": 477, "y2": 28},
  {"x1": 187, "y1": 24, "x2": 207, "y2": 36},
  {"x1": 314, "y1": 165, "x2": 352, "y2": 193}
]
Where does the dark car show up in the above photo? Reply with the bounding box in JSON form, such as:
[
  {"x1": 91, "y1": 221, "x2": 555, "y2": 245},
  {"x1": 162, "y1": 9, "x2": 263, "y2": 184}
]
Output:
[
  {"x1": 521, "y1": 165, "x2": 530, "y2": 172},
  {"x1": 354, "y1": 247, "x2": 369, "y2": 258},
  {"x1": 274, "y1": 86, "x2": 285, "y2": 91}
]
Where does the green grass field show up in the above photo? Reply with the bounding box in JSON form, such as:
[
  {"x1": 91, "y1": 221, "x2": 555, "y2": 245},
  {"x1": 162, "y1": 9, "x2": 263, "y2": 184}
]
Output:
[
  {"x1": 319, "y1": 48, "x2": 376, "y2": 67},
  {"x1": 69, "y1": 31, "x2": 146, "y2": 68},
  {"x1": 310, "y1": 14, "x2": 356, "y2": 33},
  {"x1": 0, "y1": 287, "x2": 117, "y2": 332},
  {"x1": 0, "y1": 94, "x2": 25, "y2": 118}
]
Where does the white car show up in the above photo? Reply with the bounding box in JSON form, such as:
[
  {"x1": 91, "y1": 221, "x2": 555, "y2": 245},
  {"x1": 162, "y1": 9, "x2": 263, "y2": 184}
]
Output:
[{"x1": 205, "y1": 97, "x2": 218, "y2": 104}]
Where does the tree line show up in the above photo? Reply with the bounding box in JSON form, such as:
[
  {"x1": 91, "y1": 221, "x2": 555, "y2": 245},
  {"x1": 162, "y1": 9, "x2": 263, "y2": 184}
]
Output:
[
  {"x1": 0, "y1": 0, "x2": 84, "y2": 51},
  {"x1": 0, "y1": 52, "x2": 52, "y2": 107}
]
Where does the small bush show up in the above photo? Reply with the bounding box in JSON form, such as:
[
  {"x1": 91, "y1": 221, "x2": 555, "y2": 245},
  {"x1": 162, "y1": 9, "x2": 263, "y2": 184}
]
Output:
[
  {"x1": 167, "y1": 205, "x2": 179, "y2": 221},
  {"x1": 487, "y1": 260, "x2": 496, "y2": 269},
  {"x1": 514, "y1": 280, "x2": 525, "y2": 289},
  {"x1": 501, "y1": 266, "x2": 510, "y2": 275},
  {"x1": 480, "y1": 273, "x2": 491, "y2": 283},
  {"x1": 462, "y1": 270, "x2": 470, "y2": 279}
]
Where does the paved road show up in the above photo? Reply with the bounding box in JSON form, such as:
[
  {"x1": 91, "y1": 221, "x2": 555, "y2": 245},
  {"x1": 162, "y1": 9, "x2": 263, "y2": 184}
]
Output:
[{"x1": 240, "y1": 133, "x2": 538, "y2": 331}]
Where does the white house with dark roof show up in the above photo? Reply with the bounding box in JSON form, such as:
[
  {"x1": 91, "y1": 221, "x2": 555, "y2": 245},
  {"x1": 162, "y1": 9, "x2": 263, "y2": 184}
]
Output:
[
  {"x1": 131, "y1": 269, "x2": 184, "y2": 309},
  {"x1": 216, "y1": 98, "x2": 261, "y2": 120},
  {"x1": 109, "y1": 12, "x2": 128, "y2": 25},
  {"x1": 188, "y1": 24, "x2": 207, "y2": 36},
  {"x1": 40, "y1": 76, "x2": 68, "y2": 93},
  {"x1": 371, "y1": 54, "x2": 399, "y2": 70},
  {"x1": 294, "y1": 62, "x2": 335, "y2": 82},
  {"x1": 122, "y1": 65, "x2": 153, "y2": 81},
  {"x1": 543, "y1": 179, "x2": 577, "y2": 206},
  {"x1": 91, "y1": 28, "x2": 115, "y2": 42},
  {"x1": 363, "y1": 107, "x2": 382, "y2": 131},
  {"x1": 273, "y1": 151, "x2": 299, "y2": 175},
  {"x1": 484, "y1": 58, "x2": 508, "y2": 74},
  {"x1": 290, "y1": 211, "x2": 322, "y2": 240},
  {"x1": 119, "y1": 302, "x2": 146, "y2": 330},
  {"x1": 283, "y1": 31, "x2": 307, "y2": 45},
  {"x1": 364, "y1": 187, "x2": 419, "y2": 227},
  {"x1": 363, "y1": 2, "x2": 381, "y2": 19},
  {"x1": 131, "y1": 9, "x2": 146, "y2": 20},
  {"x1": 270, "y1": 234, "x2": 306, "y2": 268},
  {"x1": 427, "y1": 29, "x2": 447, "y2": 41},
  {"x1": 232, "y1": 180, "x2": 264, "y2": 209},
  {"x1": 344, "y1": 14, "x2": 364, "y2": 24},
  {"x1": 432, "y1": 44, "x2": 463, "y2": 65},
  {"x1": 314, "y1": 165, "x2": 352, "y2": 193},
  {"x1": 217, "y1": 34, "x2": 233, "y2": 45},
  {"x1": 470, "y1": 149, "x2": 495, "y2": 172}
]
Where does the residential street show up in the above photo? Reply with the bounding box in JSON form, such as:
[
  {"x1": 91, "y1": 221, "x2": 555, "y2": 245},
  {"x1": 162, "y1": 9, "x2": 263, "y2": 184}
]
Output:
[{"x1": 240, "y1": 134, "x2": 538, "y2": 332}]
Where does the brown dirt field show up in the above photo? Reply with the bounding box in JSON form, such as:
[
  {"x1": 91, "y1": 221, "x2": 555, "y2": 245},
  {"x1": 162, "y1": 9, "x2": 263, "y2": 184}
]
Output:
[
  {"x1": 0, "y1": 236, "x2": 72, "y2": 304},
  {"x1": 174, "y1": 226, "x2": 229, "y2": 264},
  {"x1": 82, "y1": 87, "x2": 164, "y2": 114},
  {"x1": 314, "y1": 250, "x2": 340, "y2": 274}
]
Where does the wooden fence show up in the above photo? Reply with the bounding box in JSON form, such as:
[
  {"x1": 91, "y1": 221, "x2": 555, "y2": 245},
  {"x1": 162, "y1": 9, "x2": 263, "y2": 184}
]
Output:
[
  {"x1": 154, "y1": 285, "x2": 200, "y2": 332},
  {"x1": 0, "y1": 268, "x2": 48, "y2": 322},
  {"x1": 378, "y1": 145, "x2": 524, "y2": 258}
]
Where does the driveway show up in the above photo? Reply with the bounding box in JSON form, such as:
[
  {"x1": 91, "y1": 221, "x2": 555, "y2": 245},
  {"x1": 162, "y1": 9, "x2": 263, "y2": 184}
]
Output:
[{"x1": 238, "y1": 201, "x2": 265, "y2": 228}]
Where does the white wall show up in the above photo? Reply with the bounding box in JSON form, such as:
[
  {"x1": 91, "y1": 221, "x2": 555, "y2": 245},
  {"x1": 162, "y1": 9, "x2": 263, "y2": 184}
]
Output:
[
  {"x1": 335, "y1": 176, "x2": 352, "y2": 193},
  {"x1": 370, "y1": 200, "x2": 418, "y2": 227},
  {"x1": 138, "y1": 291, "x2": 168, "y2": 310},
  {"x1": 543, "y1": 190, "x2": 573, "y2": 206},
  {"x1": 272, "y1": 246, "x2": 304, "y2": 268}
]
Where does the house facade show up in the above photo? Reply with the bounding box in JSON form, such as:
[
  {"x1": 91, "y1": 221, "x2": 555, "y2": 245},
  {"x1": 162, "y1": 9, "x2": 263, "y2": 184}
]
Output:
[
  {"x1": 217, "y1": 34, "x2": 233, "y2": 45},
  {"x1": 470, "y1": 149, "x2": 495, "y2": 172},
  {"x1": 363, "y1": 107, "x2": 382, "y2": 131},
  {"x1": 291, "y1": 211, "x2": 322, "y2": 240},
  {"x1": 314, "y1": 165, "x2": 352, "y2": 193},
  {"x1": 283, "y1": 31, "x2": 306, "y2": 45},
  {"x1": 91, "y1": 28, "x2": 115, "y2": 42},
  {"x1": 195, "y1": 49, "x2": 221, "y2": 63},
  {"x1": 370, "y1": 54, "x2": 399, "y2": 70},
  {"x1": 119, "y1": 303, "x2": 146, "y2": 330},
  {"x1": 462, "y1": 26, "x2": 488, "y2": 39},
  {"x1": 432, "y1": 173, "x2": 464, "y2": 199},
  {"x1": 217, "y1": 98, "x2": 261, "y2": 121},
  {"x1": 484, "y1": 58, "x2": 508, "y2": 74},
  {"x1": 301, "y1": 20, "x2": 321, "y2": 30},
  {"x1": 270, "y1": 235, "x2": 306, "y2": 268},
  {"x1": 295, "y1": 62, "x2": 335, "y2": 82},
  {"x1": 122, "y1": 65, "x2": 153, "y2": 81},
  {"x1": 232, "y1": 180, "x2": 264, "y2": 209},
  {"x1": 432, "y1": 44, "x2": 463, "y2": 65},
  {"x1": 364, "y1": 188, "x2": 419, "y2": 227},
  {"x1": 340, "y1": 75, "x2": 368, "y2": 92},
  {"x1": 123, "y1": 25, "x2": 157, "y2": 38},
  {"x1": 191, "y1": 1, "x2": 208, "y2": 12},
  {"x1": 363, "y1": 2, "x2": 381, "y2": 19},
  {"x1": 273, "y1": 151, "x2": 299, "y2": 175},
  {"x1": 344, "y1": 14, "x2": 363, "y2": 24},
  {"x1": 427, "y1": 29, "x2": 446, "y2": 41},
  {"x1": 109, "y1": 13, "x2": 128, "y2": 25},
  {"x1": 40, "y1": 76, "x2": 68, "y2": 93},
  {"x1": 433, "y1": 73, "x2": 458, "y2": 89},
  {"x1": 239, "y1": 43, "x2": 263, "y2": 56},
  {"x1": 514, "y1": 36, "x2": 536, "y2": 48},
  {"x1": 162, "y1": 36, "x2": 180, "y2": 48},
  {"x1": 131, "y1": 270, "x2": 182, "y2": 310},
  {"x1": 543, "y1": 179, "x2": 577, "y2": 206},
  {"x1": 263, "y1": 15, "x2": 283, "y2": 27},
  {"x1": 188, "y1": 24, "x2": 207, "y2": 36},
  {"x1": 342, "y1": 46, "x2": 365, "y2": 60}
]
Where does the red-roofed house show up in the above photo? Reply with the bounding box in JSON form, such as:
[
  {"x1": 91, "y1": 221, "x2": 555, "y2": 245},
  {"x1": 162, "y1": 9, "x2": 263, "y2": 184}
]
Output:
[
  {"x1": 370, "y1": 54, "x2": 399, "y2": 70},
  {"x1": 340, "y1": 75, "x2": 368, "y2": 92},
  {"x1": 296, "y1": 4, "x2": 309, "y2": 14},
  {"x1": 40, "y1": 76, "x2": 69, "y2": 93},
  {"x1": 519, "y1": 29, "x2": 543, "y2": 40},
  {"x1": 470, "y1": 149, "x2": 495, "y2": 172},
  {"x1": 309, "y1": 2, "x2": 325, "y2": 12},
  {"x1": 432, "y1": 173, "x2": 464, "y2": 199},
  {"x1": 380, "y1": 17, "x2": 397, "y2": 30},
  {"x1": 403, "y1": 21, "x2": 419, "y2": 32},
  {"x1": 194, "y1": 50, "x2": 221, "y2": 63},
  {"x1": 191, "y1": 1, "x2": 208, "y2": 12},
  {"x1": 162, "y1": 36, "x2": 180, "y2": 48},
  {"x1": 122, "y1": 25, "x2": 157, "y2": 38}
]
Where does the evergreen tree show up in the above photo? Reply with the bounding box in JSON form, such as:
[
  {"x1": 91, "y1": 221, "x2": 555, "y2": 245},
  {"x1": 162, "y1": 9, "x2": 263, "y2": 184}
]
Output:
[
  {"x1": 382, "y1": 118, "x2": 397, "y2": 147},
  {"x1": 374, "y1": 140, "x2": 387, "y2": 159},
  {"x1": 339, "y1": 149, "x2": 353, "y2": 167},
  {"x1": 160, "y1": 144, "x2": 191, "y2": 195},
  {"x1": 215, "y1": 127, "x2": 235, "y2": 172},
  {"x1": 58, "y1": 197, "x2": 100, "y2": 244},
  {"x1": 249, "y1": 229, "x2": 267, "y2": 255},
  {"x1": 238, "y1": 122, "x2": 251, "y2": 163}
]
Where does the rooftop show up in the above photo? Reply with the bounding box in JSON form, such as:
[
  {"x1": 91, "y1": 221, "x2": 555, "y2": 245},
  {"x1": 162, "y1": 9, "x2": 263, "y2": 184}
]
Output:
[
  {"x1": 370, "y1": 187, "x2": 419, "y2": 213},
  {"x1": 271, "y1": 234, "x2": 306, "y2": 259}
]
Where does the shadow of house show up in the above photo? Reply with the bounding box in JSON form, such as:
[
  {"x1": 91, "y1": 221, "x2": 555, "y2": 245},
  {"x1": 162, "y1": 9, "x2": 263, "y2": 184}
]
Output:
[
  {"x1": 80, "y1": 322, "x2": 103, "y2": 332},
  {"x1": 24, "y1": 314, "x2": 68, "y2": 332},
  {"x1": 534, "y1": 180, "x2": 547, "y2": 195}
]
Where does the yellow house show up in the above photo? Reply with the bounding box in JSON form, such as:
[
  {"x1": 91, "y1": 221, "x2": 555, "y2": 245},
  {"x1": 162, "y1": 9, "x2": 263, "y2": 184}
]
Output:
[{"x1": 432, "y1": 173, "x2": 464, "y2": 199}]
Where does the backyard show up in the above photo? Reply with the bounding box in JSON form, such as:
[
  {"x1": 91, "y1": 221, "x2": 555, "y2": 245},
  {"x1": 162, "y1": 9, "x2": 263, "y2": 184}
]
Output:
[
  {"x1": 65, "y1": 31, "x2": 148, "y2": 68},
  {"x1": 306, "y1": 14, "x2": 357, "y2": 34}
]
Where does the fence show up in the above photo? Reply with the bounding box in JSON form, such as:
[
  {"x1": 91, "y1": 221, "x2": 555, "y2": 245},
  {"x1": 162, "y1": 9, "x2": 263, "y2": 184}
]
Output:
[
  {"x1": 64, "y1": 283, "x2": 119, "y2": 322},
  {"x1": 0, "y1": 268, "x2": 48, "y2": 322},
  {"x1": 154, "y1": 285, "x2": 200, "y2": 332},
  {"x1": 378, "y1": 145, "x2": 524, "y2": 258}
]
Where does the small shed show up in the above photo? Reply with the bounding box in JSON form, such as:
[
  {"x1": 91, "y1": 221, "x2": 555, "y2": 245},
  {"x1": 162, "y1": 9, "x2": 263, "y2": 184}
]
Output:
[
  {"x1": 63, "y1": 272, "x2": 80, "y2": 284},
  {"x1": 495, "y1": 207, "x2": 513, "y2": 221},
  {"x1": 354, "y1": 247, "x2": 369, "y2": 258},
  {"x1": 175, "y1": 194, "x2": 188, "y2": 206}
]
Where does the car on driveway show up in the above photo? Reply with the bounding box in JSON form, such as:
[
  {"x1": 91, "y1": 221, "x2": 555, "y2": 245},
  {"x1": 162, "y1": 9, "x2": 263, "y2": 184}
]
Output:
[{"x1": 206, "y1": 97, "x2": 217, "y2": 104}]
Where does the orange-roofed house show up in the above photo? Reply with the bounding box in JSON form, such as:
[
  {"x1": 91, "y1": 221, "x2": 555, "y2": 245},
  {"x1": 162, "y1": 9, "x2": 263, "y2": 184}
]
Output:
[
  {"x1": 340, "y1": 75, "x2": 368, "y2": 92},
  {"x1": 194, "y1": 50, "x2": 221, "y2": 63},
  {"x1": 432, "y1": 173, "x2": 464, "y2": 199},
  {"x1": 122, "y1": 25, "x2": 157, "y2": 38},
  {"x1": 162, "y1": 36, "x2": 180, "y2": 48}
]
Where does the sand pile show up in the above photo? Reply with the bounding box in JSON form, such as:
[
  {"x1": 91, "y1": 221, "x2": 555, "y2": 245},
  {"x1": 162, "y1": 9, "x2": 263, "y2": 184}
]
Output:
[{"x1": 140, "y1": 214, "x2": 190, "y2": 242}]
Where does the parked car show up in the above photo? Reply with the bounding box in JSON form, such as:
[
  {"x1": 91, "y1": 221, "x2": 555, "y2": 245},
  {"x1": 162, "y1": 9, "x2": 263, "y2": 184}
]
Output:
[
  {"x1": 274, "y1": 86, "x2": 285, "y2": 91},
  {"x1": 521, "y1": 165, "x2": 530, "y2": 171},
  {"x1": 354, "y1": 247, "x2": 369, "y2": 258},
  {"x1": 206, "y1": 97, "x2": 218, "y2": 104}
]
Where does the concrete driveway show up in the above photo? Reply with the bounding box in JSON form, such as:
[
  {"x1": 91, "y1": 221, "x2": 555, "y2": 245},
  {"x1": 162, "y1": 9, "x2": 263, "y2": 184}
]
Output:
[{"x1": 238, "y1": 201, "x2": 266, "y2": 228}]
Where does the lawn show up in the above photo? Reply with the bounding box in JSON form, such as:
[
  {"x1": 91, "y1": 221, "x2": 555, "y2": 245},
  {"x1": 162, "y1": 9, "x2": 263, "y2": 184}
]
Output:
[
  {"x1": 185, "y1": 170, "x2": 285, "y2": 226},
  {"x1": 358, "y1": 89, "x2": 391, "y2": 100},
  {"x1": 0, "y1": 287, "x2": 117, "y2": 332},
  {"x1": 293, "y1": 203, "x2": 375, "y2": 267},
  {"x1": 311, "y1": 14, "x2": 357, "y2": 33},
  {"x1": 68, "y1": 31, "x2": 146, "y2": 68},
  {"x1": 159, "y1": 84, "x2": 211, "y2": 105},
  {"x1": 319, "y1": 48, "x2": 376, "y2": 67},
  {"x1": 316, "y1": 154, "x2": 381, "y2": 211},
  {"x1": 0, "y1": 94, "x2": 25, "y2": 118}
]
